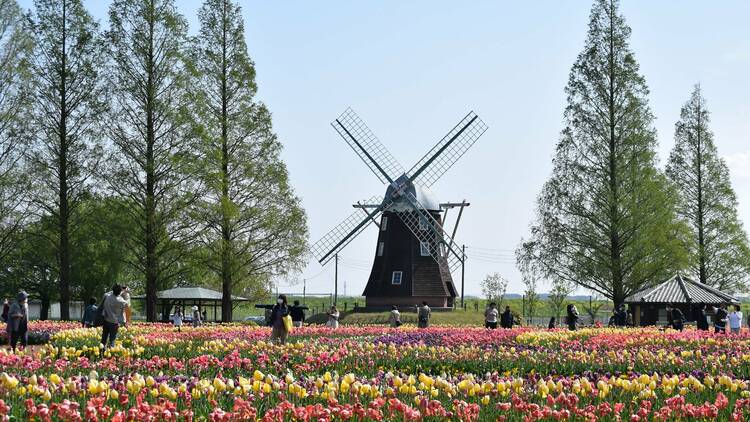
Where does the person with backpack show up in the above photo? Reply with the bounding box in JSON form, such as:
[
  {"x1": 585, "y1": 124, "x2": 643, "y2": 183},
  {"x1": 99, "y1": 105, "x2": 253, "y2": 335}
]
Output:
[
  {"x1": 81, "y1": 297, "x2": 98, "y2": 328},
  {"x1": 192, "y1": 306, "x2": 202, "y2": 327},
  {"x1": 101, "y1": 285, "x2": 129, "y2": 349},
  {"x1": 417, "y1": 302, "x2": 431, "y2": 329},
  {"x1": 389, "y1": 305, "x2": 401, "y2": 328},
  {"x1": 7, "y1": 291, "x2": 28, "y2": 353}
]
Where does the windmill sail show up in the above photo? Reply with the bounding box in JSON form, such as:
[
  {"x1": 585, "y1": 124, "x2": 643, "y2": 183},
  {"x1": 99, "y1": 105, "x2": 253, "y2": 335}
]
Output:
[
  {"x1": 310, "y1": 195, "x2": 389, "y2": 265},
  {"x1": 408, "y1": 111, "x2": 488, "y2": 187},
  {"x1": 394, "y1": 191, "x2": 465, "y2": 272},
  {"x1": 332, "y1": 108, "x2": 405, "y2": 184}
]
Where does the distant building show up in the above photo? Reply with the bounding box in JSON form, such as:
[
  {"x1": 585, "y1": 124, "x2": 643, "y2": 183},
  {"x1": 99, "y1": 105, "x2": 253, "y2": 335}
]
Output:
[{"x1": 624, "y1": 274, "x2": 739, "y2": 326}]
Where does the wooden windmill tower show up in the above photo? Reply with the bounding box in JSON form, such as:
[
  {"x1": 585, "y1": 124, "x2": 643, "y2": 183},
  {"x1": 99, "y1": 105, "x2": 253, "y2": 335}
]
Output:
[{"x1": 311, "y1": 108, "x2": 488, "y2": 308}]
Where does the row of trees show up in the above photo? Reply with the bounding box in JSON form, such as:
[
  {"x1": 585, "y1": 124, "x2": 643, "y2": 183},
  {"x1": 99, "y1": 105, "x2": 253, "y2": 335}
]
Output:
[
  {"x1": 0, "y1": 0, "x2": 308, "y2": 321},
  {"x1": 517, "y1": 0, "x2": 750, "y2": 305}
]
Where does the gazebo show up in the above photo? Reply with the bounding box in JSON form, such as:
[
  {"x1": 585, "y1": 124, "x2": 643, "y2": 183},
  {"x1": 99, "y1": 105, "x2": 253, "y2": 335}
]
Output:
[
  {"x1": 134, "y1": 287, "x2": 249, "y2": 322},
  {"x1": 624, "y1": 274, "x2": 739, "y2": 326}
]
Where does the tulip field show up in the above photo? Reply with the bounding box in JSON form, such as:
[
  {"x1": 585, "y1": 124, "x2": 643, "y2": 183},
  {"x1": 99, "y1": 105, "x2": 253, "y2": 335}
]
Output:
[{"x1": 2, "y1": 322, "x2": 750, "y2": 420}]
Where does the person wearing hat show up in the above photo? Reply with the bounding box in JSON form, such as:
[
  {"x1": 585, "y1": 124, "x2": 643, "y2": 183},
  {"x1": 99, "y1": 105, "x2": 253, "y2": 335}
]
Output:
[
  {"x1": 7, "y1": 291, "x2": 29, "y2": 353},
  {"x1": 192, "y1": 306, "x2": 202, "y2": 327}
]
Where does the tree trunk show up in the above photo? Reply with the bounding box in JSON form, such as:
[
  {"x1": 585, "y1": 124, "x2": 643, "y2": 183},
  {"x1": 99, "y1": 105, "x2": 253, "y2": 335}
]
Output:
[
  {"x1": 219, "y1": 5, "x2": 233, "y2": 323},
  {"x1": 607, "y1": 1, "x2": 623, "y2": 305},
  {"x1": 696, "y1": 105, "x2": 706, "y2": 284},
  {"x1": 39, "y1": 295, "x2": 50, "y2": 321},
  {"x1": 57, "y1": 0, "x2": 71, "y2": 321},
  {"x1": 144, "y1": 2, "x2": 158, "y2": 322}
]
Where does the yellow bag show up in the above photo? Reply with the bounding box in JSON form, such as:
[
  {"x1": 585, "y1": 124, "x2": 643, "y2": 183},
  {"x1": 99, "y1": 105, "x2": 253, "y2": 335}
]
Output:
[{"x1": 282, "y1": 315, "x2": 293, "y2": 332}]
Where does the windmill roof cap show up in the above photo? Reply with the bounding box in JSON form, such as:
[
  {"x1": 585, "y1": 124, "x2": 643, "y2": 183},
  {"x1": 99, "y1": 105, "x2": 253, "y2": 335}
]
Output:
[{"x1": 384, "y1": 180, "x2": 440, "y2": 211}]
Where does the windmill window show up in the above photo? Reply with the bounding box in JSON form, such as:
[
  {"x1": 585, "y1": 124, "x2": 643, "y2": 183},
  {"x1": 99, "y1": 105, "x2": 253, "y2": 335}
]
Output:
[
  {"x1": 420, "y1": 241, "x2": 430, "y2": 256},
  {"x1": 377, "y1": 242, "x2": 384, "y2": 256},
  {"x1": 381, "y1": 217, "x2": 388, "y2": 231},
  {"x1": 391, "y1": 271, "x2": 402, "y2": 285},
  {"x1": 419, "y1": 217, "x2": 428, "y2": 231}
]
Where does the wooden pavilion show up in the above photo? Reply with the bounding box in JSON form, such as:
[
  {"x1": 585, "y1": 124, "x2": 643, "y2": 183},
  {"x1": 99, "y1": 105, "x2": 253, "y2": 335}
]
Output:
[
  {"x1": 624, "y1": 274, "x2": 739, "y2": 326},
  {"x1": 134, "y1": 287, "x2": 248, "y2": 322}
]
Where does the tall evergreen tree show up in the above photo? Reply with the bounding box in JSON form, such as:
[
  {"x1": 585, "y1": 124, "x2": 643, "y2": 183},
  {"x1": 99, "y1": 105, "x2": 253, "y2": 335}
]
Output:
[
  {"x1": 517, "y1": 0, "x2": 686, "y2": 305},
  {"x1": 666, "y1": 86, "x2": 750, "y2": 292},
  {"x1": 0, "y1": 0, "x2": 32, "y2": 269},
  {"x1": 191, "y1": 0, "x2": 307, "y2": 322},
  {"x1": 27, "y1": 0, "x2": 106, "y2": 319},
  {"x1": 107, "y1": 0, "x2": 198, "y2": 321}
]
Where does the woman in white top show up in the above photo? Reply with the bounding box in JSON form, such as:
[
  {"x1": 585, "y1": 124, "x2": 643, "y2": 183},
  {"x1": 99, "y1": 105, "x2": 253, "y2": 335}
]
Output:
[
  {"x1": 389, "y1": 306, "x2": 401, "y2": 328},
  {"x1": 173, "y1": 306, "x2": 184, "y2": 332},
  {"x1": 326, "y1": 305, "x2": 340, "y2": 329},
  {"x1": 484, "y1": 302, "x2": 499, "y2": 329},
  {"x1": 728, "y1": 305, "x2": 743, "y2": 334}
]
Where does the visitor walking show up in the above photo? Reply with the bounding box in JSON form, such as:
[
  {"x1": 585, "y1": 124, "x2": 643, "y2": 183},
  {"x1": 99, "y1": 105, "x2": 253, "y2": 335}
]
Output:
[
  {"x1": 714, "y1": 304, "x2": 728, "y2": 333},
  {"x1": 7, "y1": 291, "x2": 28, "y2": 353},
  {"x1": 548, "y1": 317, "x2": 556, "y2": 329},
  {"x1": 501, "y1": 306, "x2": 514, "y2": 329},
  {"x1": 696, "y1": 303, "x2": 709, "y2": 331},
  {"x1": 269, "y1": 295, "x2": 289, "y2": 344},
  {"x1": 172, "y1": 306, "x2": 184, "y2": 332},
  {"x1": 566, "y1": 304, "x2": 579, "y2": 331},
  {"x1": 326, "y1": 305, "x2": 340, "y2": 329},
  {"x1": 667, "y1": 304, "x2": 684, "y2": 331},
  {"x1": 192, "y1": 306, "x2": 202, "y2": 327},
  {"x1": 729, "y1": 305, "x2": 743, "y2": 334},
  {"x1": 101, "y1": 285, "x2": 129, "y2": 349},
  {"x1": 484, "y1": 302, "x2": 499, "y2": 329},
  {"x1": 626, "y1": 310, "x2": 634, "y2": 327},
  {"x1": 417, "y1": 301, "x2": 431, "y2": 328},
  {"x1": 389, "y1": 305, "x2": 401, "y2": 327},
  {"x1": 290, "y1": 300, "x2": 305, "y2": 328},
  {"x1": 81, "y1": 297, "x2": 98, "y2": 328}
]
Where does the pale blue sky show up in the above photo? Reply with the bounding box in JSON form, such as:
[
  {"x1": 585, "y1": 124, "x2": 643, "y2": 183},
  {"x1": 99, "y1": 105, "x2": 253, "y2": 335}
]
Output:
[{"x1": 19, "y1": 1, "x2": 750, "y2": 296}]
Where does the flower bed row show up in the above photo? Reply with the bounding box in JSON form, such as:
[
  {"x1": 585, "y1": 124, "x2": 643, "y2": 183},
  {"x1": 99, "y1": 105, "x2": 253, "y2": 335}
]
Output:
[{"x1": 2, "y1": 324, "x2": 750, "y2": 420}]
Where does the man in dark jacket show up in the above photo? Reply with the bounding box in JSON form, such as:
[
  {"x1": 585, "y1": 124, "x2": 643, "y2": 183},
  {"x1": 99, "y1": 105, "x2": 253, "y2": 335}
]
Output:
[
  {"x1": 500, "y1": 306, "x2": 513, "y2": 329},
  {"x1": 714, "y1": 303, "x2": 728, "y2": 333},
  {"x1": 289, "y1": 300, "x2": 305, "y2": 328},
  {"x1": 667, "y1": 304, "x2": 684, "y2": 331},
  {"x1": 696, "y1": 304, "x2": 709, "y2": 331}
]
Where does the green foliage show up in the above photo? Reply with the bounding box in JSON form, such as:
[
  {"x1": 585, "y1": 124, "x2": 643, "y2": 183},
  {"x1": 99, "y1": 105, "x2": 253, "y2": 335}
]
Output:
[
  {"x1": 106, "y1": 0, "x2": 198, "y2": 321},
  {"x1": 480, "y1": 273, "x2": 508, "y2": 305},
  {"x1": 0, "y1": 0, "x2": 33, "y2": 267},
  {"x1": 666, "y1": 85, "x2": 750, "y2": 293},
  {"x1": 518, "y1": 0, "x2": 687, "y2": 305},
  {"x1": 190, "y1": 0, "x2": 307, "y2": 320},
  {"x1": 26, "y1": 0, "x2": 108, "y2": 319}
]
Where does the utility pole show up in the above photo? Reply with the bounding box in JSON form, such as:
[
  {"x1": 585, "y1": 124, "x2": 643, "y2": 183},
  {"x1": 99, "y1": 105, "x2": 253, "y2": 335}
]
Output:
[
  {"x1": 334, "y1": 253, "x2": 339, "y2": 305},
  {"x1": 461, "y1": 244, "x2": 466, "y2": 308}
]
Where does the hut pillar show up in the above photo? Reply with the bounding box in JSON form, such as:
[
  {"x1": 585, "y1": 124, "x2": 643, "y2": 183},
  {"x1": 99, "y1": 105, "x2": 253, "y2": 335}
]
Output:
[{"x1": 634, "y1": 304, "x2": 641, "y2": 326}]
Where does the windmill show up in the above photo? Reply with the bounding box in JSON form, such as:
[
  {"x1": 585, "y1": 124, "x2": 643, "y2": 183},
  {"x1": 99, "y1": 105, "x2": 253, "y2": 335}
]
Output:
[{"x1": 311, "y1": 108, "x2": 488, "y2": 308}]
